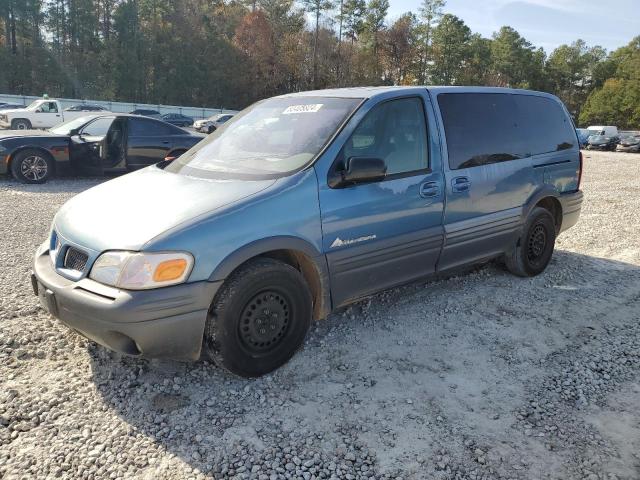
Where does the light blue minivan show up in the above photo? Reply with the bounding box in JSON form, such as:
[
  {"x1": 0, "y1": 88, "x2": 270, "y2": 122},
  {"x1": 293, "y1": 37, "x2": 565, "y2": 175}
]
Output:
[{"x1": 33, "y1": 86, "x2": 584, "y2": 377}]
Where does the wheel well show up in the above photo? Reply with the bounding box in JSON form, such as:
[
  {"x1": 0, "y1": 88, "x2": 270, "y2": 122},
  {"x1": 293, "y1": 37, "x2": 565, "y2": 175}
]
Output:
[
  {"x1": 8, "y1": 147, "x2": 56, "y2": 174},
  {"x1": 535, "y1": 196, "x2": 562, "y2": 233},
  {"x1": 230, "y1": 249, "x2": 328, "y2": 321},
  {"x1": 11, "y1": 118, "x2": 31, "y2": 127}
]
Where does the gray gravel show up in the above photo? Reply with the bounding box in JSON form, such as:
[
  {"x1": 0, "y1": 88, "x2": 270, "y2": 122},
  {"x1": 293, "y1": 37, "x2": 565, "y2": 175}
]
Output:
[{"x1": 1, "y1": 151, "x2": 640, "y2": 479}]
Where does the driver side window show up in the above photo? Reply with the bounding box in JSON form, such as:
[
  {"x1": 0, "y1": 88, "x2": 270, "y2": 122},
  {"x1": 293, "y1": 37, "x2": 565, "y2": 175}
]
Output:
[
  {"x1": 342, "y1": 97, "x2": 429, "y2": 176},
  {"x1": 38, "y1": 102, "x2": 58, "y2": 113}
]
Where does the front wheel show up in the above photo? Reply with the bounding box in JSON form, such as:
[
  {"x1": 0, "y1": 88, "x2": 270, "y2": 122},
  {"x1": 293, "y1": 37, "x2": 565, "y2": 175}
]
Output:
[
  {"x1": 10, "y1": 149, "x2": 54, "y2": 184},
  {"x1": 203, "y1": 258, "x2": 312, "y2": 377},
  {"x1": 11, "y1": 119, "x2": 32, "y2": 130},
  {"x1": 504, "y1": 207, "x2": 556, "y2": 277}
]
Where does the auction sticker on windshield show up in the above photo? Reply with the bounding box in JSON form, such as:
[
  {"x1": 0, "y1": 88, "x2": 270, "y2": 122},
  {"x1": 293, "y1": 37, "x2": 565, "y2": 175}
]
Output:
[{"x1": 282, "y1": 104, "x2": 323, "y2": 114}]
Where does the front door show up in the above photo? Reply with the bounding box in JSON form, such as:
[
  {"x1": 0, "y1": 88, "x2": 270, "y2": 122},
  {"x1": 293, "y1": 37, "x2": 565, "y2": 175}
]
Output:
[
  {"x1": 69, "y1": 116, "x2": 116, "y2": 174},
  {"x1": 32, "y1": 101, "x2": 61, "y2": 128},
  {"x1": 319, "y1": 95, "x2": 445, "y2": 307}
]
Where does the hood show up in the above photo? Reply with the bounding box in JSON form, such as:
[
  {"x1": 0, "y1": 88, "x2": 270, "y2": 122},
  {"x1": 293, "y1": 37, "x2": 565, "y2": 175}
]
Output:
[
  {"x1": 589, "y1": 136, "x2": 610, "y2": 143},
  {"x1": 54, "y1": 166, "x2": 276, "y2": 251},
  {"x1": 621, "y1": 138, "x2": 640, "y2": 145},
  {"x1": 0, "y1": 108, "x2": 27, "y2": 115},
  {"x1": 0, "y1": 129, "x2": 60, "y2": 140}
]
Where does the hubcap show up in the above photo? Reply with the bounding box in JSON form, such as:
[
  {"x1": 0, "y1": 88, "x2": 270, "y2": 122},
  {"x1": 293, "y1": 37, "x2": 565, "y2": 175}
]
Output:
[
  {"x1": 527, "y1": 223, "x2": 547, "y2": 262},
  {"x1": 239, "y1": 291, "x2": 290, "y2": 352},
  {"x1": 20, "y1": 155, "x2": 48, "y2": 181},
  {"x1": 16, "y1": 122, "x2": 27, "y2": 130}
]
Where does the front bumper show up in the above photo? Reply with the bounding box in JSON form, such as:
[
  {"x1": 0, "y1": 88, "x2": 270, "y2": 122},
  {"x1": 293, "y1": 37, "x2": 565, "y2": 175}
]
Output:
[
  {"x1": 616, "y1": 144, "x2": 640, "y2": 152},
  {"x1": 558, "y1": 190, "x2": 583, "y2": 233},
  {"x1": 33, "y1": 245, "x2": 222, "y2": 360}
]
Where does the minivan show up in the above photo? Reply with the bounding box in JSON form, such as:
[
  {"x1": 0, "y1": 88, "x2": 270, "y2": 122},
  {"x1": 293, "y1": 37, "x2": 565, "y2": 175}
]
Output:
[{"x1": 32, "y1": 87, "x2": 584, "y2": 377}]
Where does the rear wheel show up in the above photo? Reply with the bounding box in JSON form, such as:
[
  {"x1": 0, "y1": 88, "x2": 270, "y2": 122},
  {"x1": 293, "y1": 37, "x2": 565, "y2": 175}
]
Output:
[
  {"x1": 504, "y1": 207, "x2": 556, "y2": 277},
  {"x1": 10, "y1": 149, "x2": 54, "y2": 184},
  {"x1": 203, "y1": 258, "x2": 312, "y2": 377}
]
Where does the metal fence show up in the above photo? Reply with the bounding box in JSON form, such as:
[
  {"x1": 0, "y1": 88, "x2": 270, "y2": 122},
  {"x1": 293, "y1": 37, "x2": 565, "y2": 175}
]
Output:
[{"x1": 0, "y1": 93, "x2": 237, "y2": 120}]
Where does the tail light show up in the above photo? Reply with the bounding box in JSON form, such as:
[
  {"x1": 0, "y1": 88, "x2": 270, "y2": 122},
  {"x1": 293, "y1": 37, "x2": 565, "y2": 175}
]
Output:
[{"x1": 577, "y1": 151, "x2": 583, "y2": 190}]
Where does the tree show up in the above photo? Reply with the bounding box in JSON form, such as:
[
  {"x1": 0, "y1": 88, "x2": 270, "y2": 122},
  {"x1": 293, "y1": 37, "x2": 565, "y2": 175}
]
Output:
[
  {"x1": 415, "y1": 0, "x2": 445, "y2": 83},
  {"x1": 546, "y1": 40, "x2": 607, "y2": 118},
  {"x1": 301, "y1": 0, "x2": 334, "y2": 88},
  {"x1": 362, "y1": 0, "x2": 388, "y2": 81},
  {"x1": 490, "y1": 26, "x2": 544, "y2": 88},
  {"x1": 381, "y1": 13, "x2": 418, "y2": 85},
  {"x1": 580, "y1": 37, "x2": 640, "y2": 128},
  {"x1": 430, "y1": 14, "x2": 470, "y2": 85}
]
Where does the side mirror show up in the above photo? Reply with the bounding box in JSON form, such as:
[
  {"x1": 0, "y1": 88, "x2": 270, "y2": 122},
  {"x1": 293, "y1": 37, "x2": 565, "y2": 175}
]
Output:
[
  {"x1": 69, "y1": 128, "x2": 80, "y2": 136},
  {"x1": 330, "y1": 156, "x2": 387, "y2": 188}
]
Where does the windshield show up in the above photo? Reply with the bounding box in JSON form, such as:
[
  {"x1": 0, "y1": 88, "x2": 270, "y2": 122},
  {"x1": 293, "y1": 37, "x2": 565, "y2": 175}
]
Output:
[
  {"x1": 25, "y1": 100, "x2": 44, "y2": 110},
  {"x1": 49, "y1": 116, "x2": 96, "y2": 135},
  {"x1": 587, "y1": 129, "x2": 604, "y2": 136},
  {"x1": 166, "y1": 96, "x2": 362, "y2": 179}
]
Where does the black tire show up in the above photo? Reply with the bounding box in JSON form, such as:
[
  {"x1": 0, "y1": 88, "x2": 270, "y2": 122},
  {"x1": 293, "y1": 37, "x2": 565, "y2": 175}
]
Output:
[
  {"x1": 10, "y1": 149, "x2": 54, "y2": 184},
  {"x1": 504, "y1": 207, "x2": 556, "y2": 277},
  {"x1": 11, "y1": 119, "x2": 32, "y2": 130},
  {"x1": 203, "y1": 258, "x2": 312, "y2": 377}
]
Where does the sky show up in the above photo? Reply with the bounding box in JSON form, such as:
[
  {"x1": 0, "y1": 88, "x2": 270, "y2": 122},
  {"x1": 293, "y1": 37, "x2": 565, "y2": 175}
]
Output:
[{"x1": 386, "y1": 0, "x2": 639, "y2": 53}]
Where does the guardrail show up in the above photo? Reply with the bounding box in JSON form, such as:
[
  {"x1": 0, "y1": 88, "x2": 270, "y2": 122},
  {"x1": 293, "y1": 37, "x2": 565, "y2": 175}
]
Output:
[{"x1": 0, "y1": 93, "x2": 237, "y2": 120}]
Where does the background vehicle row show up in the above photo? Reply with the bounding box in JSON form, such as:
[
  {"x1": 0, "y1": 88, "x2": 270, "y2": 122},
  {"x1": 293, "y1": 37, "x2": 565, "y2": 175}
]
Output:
[{"x1": 0, "y1": 114, "x2": 203, "y2": 183}]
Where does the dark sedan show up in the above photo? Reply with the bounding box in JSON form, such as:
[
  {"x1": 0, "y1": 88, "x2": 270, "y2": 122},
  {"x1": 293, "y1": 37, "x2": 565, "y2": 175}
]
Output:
[
  {"x1": 616, "y1": 135, "x2": 640, "y2": 153},
  {"x1": 161, "y1": 113, "x2": 194, "y2": 127},
  {"x1": 586, "y1": 135, "x2": 618, "y2": 151},
  {"x1": 0, "y1": 103, "x2": 25, "y2": 111},
  {"x1": 0, "y1": 114, "x2": 204, "y2": 183}
]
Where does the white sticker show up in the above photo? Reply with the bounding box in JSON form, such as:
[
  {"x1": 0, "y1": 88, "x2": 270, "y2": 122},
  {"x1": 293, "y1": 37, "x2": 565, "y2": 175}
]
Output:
[{"x1": 282, "y1": 104, "x2": 323, "y2": 114}]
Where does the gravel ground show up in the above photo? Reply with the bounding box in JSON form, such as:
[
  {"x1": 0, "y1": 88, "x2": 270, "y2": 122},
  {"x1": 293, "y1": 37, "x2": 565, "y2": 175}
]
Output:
[{"x1": 1, "y1": 150, "x2": 639, "y2": 480}]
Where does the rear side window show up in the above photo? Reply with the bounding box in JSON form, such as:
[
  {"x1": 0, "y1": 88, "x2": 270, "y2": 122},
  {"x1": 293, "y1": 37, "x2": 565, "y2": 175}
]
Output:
[
  {"x1": 129, "y1": 118, "x2": 177, "y2": 136},
  {"x1": 514, "y1": 95, "x2": 575, "y2": 155},
  {"x1": 438, "y1": 93, "x2": 525, "y2": 170},
  {"x1": 342, "y1": 97, "x2": 429, "y2": 176}
]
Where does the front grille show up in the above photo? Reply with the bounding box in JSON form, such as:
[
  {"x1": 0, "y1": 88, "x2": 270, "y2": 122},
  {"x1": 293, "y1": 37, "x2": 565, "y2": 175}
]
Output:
[{"x1": 63, "y1": 247, "x2": 89, "y2": 272}]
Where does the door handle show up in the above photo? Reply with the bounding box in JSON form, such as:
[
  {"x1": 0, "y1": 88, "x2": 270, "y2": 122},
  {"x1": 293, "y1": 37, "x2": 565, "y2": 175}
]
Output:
[
  {"x1": 419, "y1": 181, "x2": 440, "y2": 198},
  {"x1": 162, "y1": 141, "x2": 170, "y2": 144},
  {"x1": 451, "y1": 176, "x2": 471, "y2": 193}
]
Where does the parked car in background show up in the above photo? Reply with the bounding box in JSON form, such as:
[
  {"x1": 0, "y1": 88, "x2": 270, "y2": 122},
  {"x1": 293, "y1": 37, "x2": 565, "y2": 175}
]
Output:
[
  {"x1": 161, "y1": 113, "x2": 193, "y2": 127},
  {"x1": 129, "y1": 109, "x2": 163, "y2": 120},
  {"x1": 616, "y1": 134, "x2": 640, "y2": 153},
  {"x1": 65, "y1": 104, "x2": 108, "y2": 112},
  {"x1": 193, "y1": 113, "x2": 234, "y2": 133},
  {"x1": 31, "y1": 86, "x2": 583, "y2": 377},
  {"x1": 586, "y1": 134, "x2": 619, "y2": 151},
  {"x1": 587, "y1": 125, "x2": 618, "y2": 137},
  {"x1": 0, "y1": 103, "x2": 25, "y2": 111},
  {"x1": 0, "y1": 98, "x2": 111, "y2": 130},
  {"x1": 0, "y1": 114, "x2": 204, "y2": 183},
  {"x1": 576, "y1": 128, "x2": 591, "y2": 147}
]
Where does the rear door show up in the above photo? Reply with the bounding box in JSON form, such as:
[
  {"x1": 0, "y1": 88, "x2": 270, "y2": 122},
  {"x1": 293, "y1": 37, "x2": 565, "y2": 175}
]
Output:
[
  {"x1": 434, "y1": 92, "x2": 535, "y2": 271},
  {"x1": 319, "y1": 94, "x2": 445, "y2": 307},
  {"x1": 126, "y1": 117, "x2": 175, "y2": 167}
]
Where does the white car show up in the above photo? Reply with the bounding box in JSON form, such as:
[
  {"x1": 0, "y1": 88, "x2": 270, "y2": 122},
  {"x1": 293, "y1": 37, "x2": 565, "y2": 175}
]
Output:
[
  {"x1": 193, "y1": 113, "x2": 235, "y2": 134},
  {"x1": 0, "y1": 98, "x2": 111, "y2": 130}
]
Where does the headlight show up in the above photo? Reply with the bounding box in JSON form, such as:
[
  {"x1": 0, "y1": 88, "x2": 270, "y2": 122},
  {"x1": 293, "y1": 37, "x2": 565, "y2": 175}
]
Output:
[{"x1": 90, "y1": 251, "x2": 194, "y2": 290}]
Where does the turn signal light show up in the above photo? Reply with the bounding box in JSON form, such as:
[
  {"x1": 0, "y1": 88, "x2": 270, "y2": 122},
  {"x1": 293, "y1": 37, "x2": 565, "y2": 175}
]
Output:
[{"x1": 153, "y1": 259, "x2": 188, "y2": 282}]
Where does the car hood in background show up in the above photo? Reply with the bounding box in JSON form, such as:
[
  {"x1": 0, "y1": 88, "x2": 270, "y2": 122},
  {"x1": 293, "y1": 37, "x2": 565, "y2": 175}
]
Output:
[
  {"x1": 54, "y1": 167, "x2": 276, "y2": 251},
  {"x1": 620, "y1": 139, "x2": 640, "y2": 146},
  {"x1": 0, "y1": 129, "x2": 61, "y2": 139}
]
